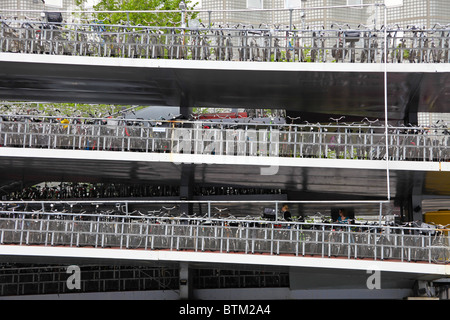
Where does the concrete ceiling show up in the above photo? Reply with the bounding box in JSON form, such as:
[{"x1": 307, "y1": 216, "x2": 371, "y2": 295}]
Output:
[
  {"x1": 0, "y1": 54, "x2": 449, "y2": 122},
  {"x1": 0, "y1": 151, "x2": 444, "y2": 203}
]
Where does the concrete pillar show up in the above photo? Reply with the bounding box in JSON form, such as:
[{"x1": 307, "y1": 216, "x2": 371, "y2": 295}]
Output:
[
  {"x1": 411, "y1": 172, "x2": 425, "y2": 221},
  {"x1": 179, "y1": 90, "x2": 195, "y2": 216},
  {"x1": 179, "y1": 262, "x2": 192, "y2": 300},
  {"x1": 180, "y1": 164, "x2": 194, "y2": 215}
]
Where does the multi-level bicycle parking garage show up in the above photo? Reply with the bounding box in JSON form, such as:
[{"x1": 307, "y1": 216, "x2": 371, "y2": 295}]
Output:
[
  {"x1": 0, "y1": 4, "x2": 449, "y2": 300},
  {"x1": 0, "y1": 113, "x2": 448, "y2": 265}
]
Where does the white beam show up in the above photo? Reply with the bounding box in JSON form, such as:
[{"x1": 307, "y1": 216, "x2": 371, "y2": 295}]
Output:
[
  {"x1": 1, "y1": 52, "x2": 449, "y2": 74},
  {"x1": 0, "y1": 147, "x2": 448, "y2": 172},
  {"x1": 0, "y1": 245, "x2": 448, "y2": 276}
]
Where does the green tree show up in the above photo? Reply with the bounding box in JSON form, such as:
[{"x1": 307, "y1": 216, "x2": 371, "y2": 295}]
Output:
[{"x1": 76, "y1": 0, "x2": 198, "y2": 27}]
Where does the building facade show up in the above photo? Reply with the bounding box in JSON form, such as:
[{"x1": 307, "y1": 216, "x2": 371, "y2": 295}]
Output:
[
  {"x1": 198, "y1": 0, "x2": 450, "y2": 29},
  {"x1": 0, "y1": 0, "x2": 77, "y2": 20},
  {"x1": 0, "y1": 0, "x2": 76, "y2": 11}
]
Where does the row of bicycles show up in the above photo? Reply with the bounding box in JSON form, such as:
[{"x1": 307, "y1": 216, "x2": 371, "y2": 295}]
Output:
[
  {"x1": 3, "y1": 182, "x2": 283, "y2": 201},
  {"x1": 0, "y1": 201, "x2": 448, "y2": 264},
  {"x1": 300, "y1": 213, "x2": 450, "y2": 264},
  {"x1": 1, "y1": 113, "x2": 449, "y2": 162},
  {"x1": 1, "y1": 14, "x2": 449, "y2": 63}
]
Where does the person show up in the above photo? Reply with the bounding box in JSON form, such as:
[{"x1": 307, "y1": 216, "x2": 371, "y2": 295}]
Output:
[
  {"x1": 337, "y1": 209, "x2": 349, "y2": 224},
  {"x1": 281, "y1": 204, "x2": 291, "y2": 221}
]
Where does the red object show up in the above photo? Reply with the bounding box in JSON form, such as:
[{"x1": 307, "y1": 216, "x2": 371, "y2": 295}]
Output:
[{"x1": 197, "y1": 112, "x2": 247, "y2": 120}]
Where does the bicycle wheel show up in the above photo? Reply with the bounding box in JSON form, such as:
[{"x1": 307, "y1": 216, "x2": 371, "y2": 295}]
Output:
[
  {"x1": 431, "y1": 243, "x2": 449, "y2": 264},
  {"x1": 376, "y1": 235, "x2": 392, "y2": 260},
  {"x1": 431, "y1": 247, "x2": 448, "y2": 264},
  {"x1": 305, "y1": 230, "x2": 320, "y2": 256},
  {"x1": 327, "y1": 232, "x2": 342, "y2": 257}
]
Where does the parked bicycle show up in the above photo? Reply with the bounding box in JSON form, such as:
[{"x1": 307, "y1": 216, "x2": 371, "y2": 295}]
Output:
[{"x1": 1, "y1": 15, "x2": 450, "y2": 64}]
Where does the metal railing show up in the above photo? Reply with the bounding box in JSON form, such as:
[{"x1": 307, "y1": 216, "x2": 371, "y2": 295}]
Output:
[
  {"x1": 0, "y1": 265, "x2": 180, "y2": 296},
  {"x1": 1, "y1": 115, "x2": 449, "y2": 162},
  {"x1": 0, "y1": 17, "x2": 449, "y2": 63},
  {"x1": 0, "y1": 209, "x2": 448, "y2": 264}
]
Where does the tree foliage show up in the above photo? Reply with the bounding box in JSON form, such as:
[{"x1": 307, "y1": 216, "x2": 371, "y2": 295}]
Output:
[{"x1": 76, "y1": 0, "x2": 198, "y2": 27}]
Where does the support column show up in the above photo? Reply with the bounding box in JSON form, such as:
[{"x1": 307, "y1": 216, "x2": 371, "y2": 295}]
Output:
[
  {"x1": 404, "y1": 74, "x2": 422, "y2": 126},
  {"x1": 179, "y1": 90, "x2": 193, "y2": 120},
  {"x1": 179, "y1": 90, "x2": 195, "y2": 215},
  {"x1": 180, "y1": 164, "x2": 195, "y2": 215},
  {"x1": 410, "y1": 172, "x2": 425, "y2": 221},
  {"x1": 179, "y1": 262, "x2": 192, "y2": 300},
  {"x1": 411, "y1": 194, "x2": 423, "y2": 222}
]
